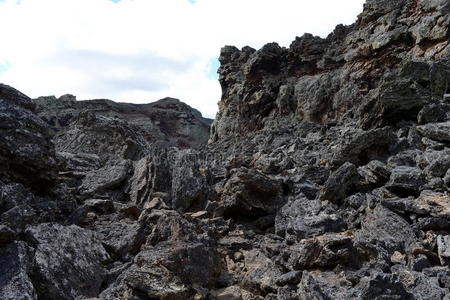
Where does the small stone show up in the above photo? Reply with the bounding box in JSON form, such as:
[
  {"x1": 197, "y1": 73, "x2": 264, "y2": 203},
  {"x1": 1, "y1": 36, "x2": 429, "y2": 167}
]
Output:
[
  {"x1": 190, "y1": 211, "x2": 209, "y2": 219},
  {"x1": 143, "y1": 197, "x2": 163, "y2": 210},
  {"x1": 233, "y1": 251, "x2": 243, "y2": 261},
  {"x1": 391, "y1": 251, "x2": 406, "y2": 265}
]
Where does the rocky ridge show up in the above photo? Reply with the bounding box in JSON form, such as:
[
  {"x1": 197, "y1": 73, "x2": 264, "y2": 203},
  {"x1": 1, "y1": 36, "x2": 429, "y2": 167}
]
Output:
[
  {"x1": 35, "y1": 94, "x2": 212, "y2": 151},
  {"x1": 1, "y1": 0, "x2": 450, "y2": 299}
]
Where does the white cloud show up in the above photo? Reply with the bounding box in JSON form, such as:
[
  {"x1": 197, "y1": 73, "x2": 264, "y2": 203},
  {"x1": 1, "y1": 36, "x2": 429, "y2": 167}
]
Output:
[{"x1": 0, "y1": 0, "x2": 365, "y2": 118}]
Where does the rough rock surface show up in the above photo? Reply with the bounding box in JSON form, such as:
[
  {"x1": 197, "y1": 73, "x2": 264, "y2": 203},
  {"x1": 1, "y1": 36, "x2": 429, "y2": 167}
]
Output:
[
  {"x1": 34, "y1": 95, "x2": 212, "y2": 150},
  {"x1": 0, "y1": 84, "x2": 57, "y2": 193},
  {"x1": 210, "y1": 0, "x2": 450, "y2": 141},
  {"x1": 1, "y1": 0, "x2": 450, "y2": 299}
]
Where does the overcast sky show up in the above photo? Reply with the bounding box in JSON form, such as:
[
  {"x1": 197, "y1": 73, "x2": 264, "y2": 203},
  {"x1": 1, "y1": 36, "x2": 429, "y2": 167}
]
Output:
[{"x1": 0, "y1": 0, "x2": 365, "y2": 118}]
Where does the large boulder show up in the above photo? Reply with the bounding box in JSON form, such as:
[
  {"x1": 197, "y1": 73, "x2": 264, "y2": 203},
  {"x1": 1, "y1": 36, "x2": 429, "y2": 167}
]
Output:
[
  {"x1": 275, "y1": 197, "x2": 345, "y2": 240},
  {"x1": 0, "y1": 84, "x2": 57, "y2": 192},
  {"x1": 356, "y1": 205, "x2": 419, "y2": 255},
  {"x1": 101, "y1": 213, "x2": 218, "y2": 299},
  {"x1": 219, "y1": 167, "x2": 282, "y2": 218},
  {"x1": 25, "y1": 223, "x2": 111, "y2": 300},
  {"x1": 0, "y1": 242, "x2": 37, "y2": 300}
]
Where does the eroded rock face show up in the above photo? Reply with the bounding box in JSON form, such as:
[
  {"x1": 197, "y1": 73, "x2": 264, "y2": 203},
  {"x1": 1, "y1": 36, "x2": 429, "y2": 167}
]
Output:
[
  {"x1": 210, "y1": 0, "x2": 450, "y2": 141},
  {"x1": 0, "y1": 0, "x2": 450, "y2": 299}
]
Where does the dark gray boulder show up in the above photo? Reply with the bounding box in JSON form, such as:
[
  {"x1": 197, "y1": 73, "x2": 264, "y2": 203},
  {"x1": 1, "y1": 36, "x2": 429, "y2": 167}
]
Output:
[
  {"x1": 356, "y1": 205, "x2": 419, "y2": 255},
  {"x1": 275, "y1": 197, "x2": 345, "y2": 240},
  {"x1": 219, "y1": 167, "x2": 282, "y2": 218},
  {"x1": 0, "y1": 84, "x2": 57, "y2": 192},
  {"x1": 25, "y1": 223, "x2": 110, "y2": 300},
  {"x1": 319, "y1": 162, "x2": 360, "y2": 203},
  {"x1": 0, "y1": 242, "x2": 37, "y2": 300},
  {"x1": 385, "y1": 166, "x2": 426, "y2": 196}
]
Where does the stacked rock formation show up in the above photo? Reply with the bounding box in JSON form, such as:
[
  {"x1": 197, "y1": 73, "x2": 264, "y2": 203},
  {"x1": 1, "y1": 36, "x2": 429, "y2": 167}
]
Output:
[{"x1": 1, "y1": 0, "x2": 450, "y2": 299}]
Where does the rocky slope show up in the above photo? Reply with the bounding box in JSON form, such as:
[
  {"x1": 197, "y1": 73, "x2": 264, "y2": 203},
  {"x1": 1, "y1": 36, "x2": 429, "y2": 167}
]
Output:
[
  {"x1": 35, "y1": 94, "x2": 212, "y2": 151},
  {"x1": 1, "y1": 0, "x2": 450, "y2": 299}
]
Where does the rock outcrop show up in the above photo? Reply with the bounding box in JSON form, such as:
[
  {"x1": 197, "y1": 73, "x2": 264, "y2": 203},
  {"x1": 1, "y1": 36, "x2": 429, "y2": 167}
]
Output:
[
  {"x1": 1, "y1": 0, "x2": 450, "y2": 299},
  {"x1": 35, "y1": 95, "x2": 212, "y2": 150},
  {"x1": 210, "y1": 0, "x2": 449, "y2": 141}
]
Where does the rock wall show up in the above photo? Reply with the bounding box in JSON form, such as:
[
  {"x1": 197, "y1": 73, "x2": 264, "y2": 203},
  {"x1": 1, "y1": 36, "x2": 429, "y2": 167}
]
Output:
[{"x1": 210, "y1": 0, "x2": 450, "y2": 141}]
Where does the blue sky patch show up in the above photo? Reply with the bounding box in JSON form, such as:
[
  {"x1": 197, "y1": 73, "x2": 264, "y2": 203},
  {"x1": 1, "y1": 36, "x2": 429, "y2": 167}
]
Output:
[
  {"x1": 0, "y1": 62, "x2": 11, "y2": 75},
  {"x1": 207, "y1": 58, "x2": 220, "y2": 80}
]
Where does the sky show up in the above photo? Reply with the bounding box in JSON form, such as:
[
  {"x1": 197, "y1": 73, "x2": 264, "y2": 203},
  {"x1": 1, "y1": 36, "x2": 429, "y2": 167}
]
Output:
[{"x1": 0, "y1": 0, "x2": 365, "y2": 118}]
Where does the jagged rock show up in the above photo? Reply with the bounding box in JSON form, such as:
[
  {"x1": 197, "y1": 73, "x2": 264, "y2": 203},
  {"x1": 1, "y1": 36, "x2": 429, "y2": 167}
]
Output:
[
  {"x1": 171, "y1": 150, "x2": 211, "y2": 212},
  {"x1": 84, "y1": 199, "x2": 115, "y2": 214},
  {"x1": 423, "y1": 266, "x2": 450, "y2": 289},
  {"x1": 275, "y1": 271, "x2": 302, "y2": 286},
  {"x1": 102, "y1": 213, "x2": 218, "y2": 299},
  {"x1": 275, "y1": 197, "x2": 345, "y2": 240},
  {"x1": 219, "y1": 167, "x2": 282, "y2": 218},
  {"x1": 128, "y1": 155, "x2": 172, "y2": 207},
  {"x1": 358, "y1": 78, "x2": 433, "y2": 129},
  {"x1": 297, "y1": 271, "x2": 358, "y2": 300},
  {"x1": 80, "y1": 159, "x2": 131, "y2": 198},
  {"x1": 385, "y1": 166, "x2": 426, "y2": 196},
  {"x1": 414, "y1": 192, "x2": 450, "y2": 217},
  {"x1": 355, "y1": 273, "x2": 412, "y2": 300},
  {"x1": 444, "y1": 168, "x2": 450, "y2": 187},
  {"x1": 53, "y1": 111, "x2": 151, "y2": 161},
  {"x1": 211, "y1": 0, "x2": 450, "y2": 141},
  {"x1": 0, "y1": 182, "x2": 35, "y2": 214},
  {"x1": 418, "y1": 104, "x2": 450, "y2": 124},
  {"x1": 356, "y1": 205, "x2": 419, "y2": 255},
  {"x1": 333, "y1": 127, "x2": 395, "y2": 166},
  {"x1": 95, "y1": 221, "x2": 145, "y2": 259},
  {"x1": 286, "y1": 231, "x2": 357, "y2": 270},
  {"x1": 0, "y1": 241, "x2": 37, "y2": 300},
  {"x1": 57, "y1": 151, "x2": 101, "y2": 172},
  {"x1": 387, "y1": 150, "x2": 421, "y2": 168},
  {"x1": 0, "y1": 183, "x2": 71, "y2": 230},
  {"x1": 391, "y1": 251, "x2": 407, "y2": 265},
  {"x1": 319, "y1": 162, "x2": 360, "y2": 203},
  {"x1": 423, "y1": 150, "x2": 450, "y2": 178},
  {"x1": 0, "y1": 84, "x2": 57, "y2": 192},
  {"x1": 211, "y1": 285, "x2": 260, "y2": 300},
  {"x1": 25, "y1": 223, "x2": 111, "y2": 300},
  {"x1": 392, "y1": 267, "x2": 448, "y2": 300},
  {"x1": 0, "y1": 225, "x2": 17, "y2": 246},
  {"x1": 359, "y1": 160, "x2": 391, "y2": 186},
  {"x1": 416, "y1": 122, "x2": 450, "y2": 142},
  {"x1": 241, "y1": 249, "x2": 283, "y2": 295}
]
